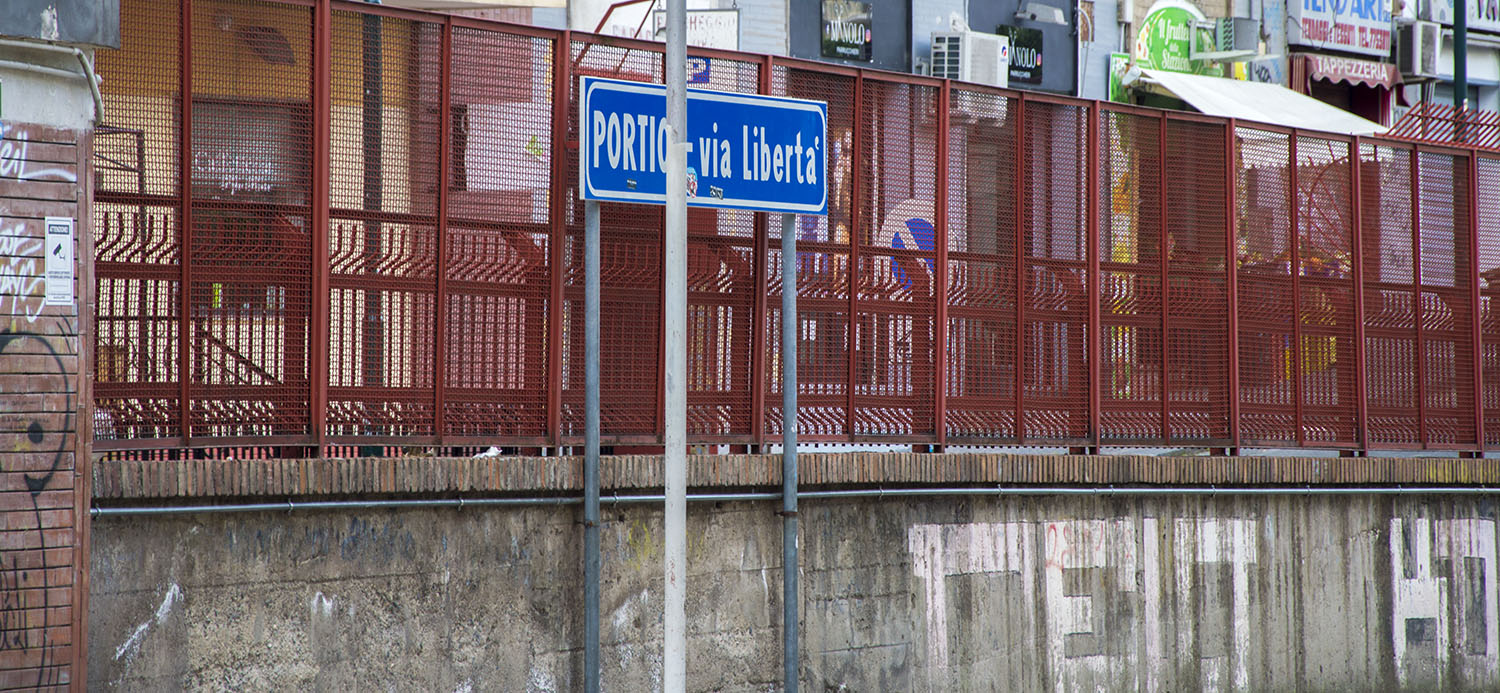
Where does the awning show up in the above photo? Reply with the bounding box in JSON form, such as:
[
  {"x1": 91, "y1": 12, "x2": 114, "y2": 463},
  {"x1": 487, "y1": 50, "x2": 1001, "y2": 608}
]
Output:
[
  {"x1": 1299, "y1": 54, "x2": 1399, "y2": 90},
  {"x1": 1126, "y1": 68, "x2": 1388, "y2": 136}
]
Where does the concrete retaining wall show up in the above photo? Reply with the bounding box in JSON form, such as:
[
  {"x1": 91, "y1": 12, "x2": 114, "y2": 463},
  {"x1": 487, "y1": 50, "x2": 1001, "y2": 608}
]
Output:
[{"x1": 89, "y1": 494, "x2": 1498, "y2": 691}]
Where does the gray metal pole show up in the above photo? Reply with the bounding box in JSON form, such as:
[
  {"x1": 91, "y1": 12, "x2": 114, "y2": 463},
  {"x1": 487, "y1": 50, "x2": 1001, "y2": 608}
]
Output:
[
  {"x1": 584, "y1": 200, "x2": 601, "y2": 693},
  {"x1": 1456, "y1": 0, "x2": 1469, "y2": 142},
  {"x1": 663, "y1": 0, "x2": 689, "y2": 688},
  {"x1": 780, "y1": 213, "x2": 799, "y2": 693}
]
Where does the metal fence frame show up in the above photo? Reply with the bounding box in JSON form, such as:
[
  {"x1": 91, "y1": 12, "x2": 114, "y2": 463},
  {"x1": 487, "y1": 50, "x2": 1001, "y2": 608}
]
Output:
[{"x1": 90, "y1": 0, "x2": 1500, "y2": 456}]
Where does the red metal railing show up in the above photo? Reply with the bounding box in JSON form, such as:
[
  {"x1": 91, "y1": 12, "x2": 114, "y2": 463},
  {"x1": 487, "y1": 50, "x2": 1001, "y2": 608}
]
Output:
[{"x1": 91, "y1": 0, "x2": 1500, "y2": 456}]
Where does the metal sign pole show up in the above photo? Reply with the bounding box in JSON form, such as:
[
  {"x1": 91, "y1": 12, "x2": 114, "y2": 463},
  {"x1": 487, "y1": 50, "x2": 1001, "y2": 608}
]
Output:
[
  {"x1": 584, "y1": 200, "x2": 601, "y2": 693},
  {"x1": 663, "y1": 0, "x2": 689, "y2": 688},
  {"x1": 781, "y1": 212, "x2": 799, "y2": 693}
]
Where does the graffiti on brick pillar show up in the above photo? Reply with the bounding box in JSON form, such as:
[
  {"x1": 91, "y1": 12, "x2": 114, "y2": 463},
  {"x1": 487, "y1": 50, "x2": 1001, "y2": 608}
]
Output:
[
  {"x1": 1, "y1": 222, "x2": 46, "y2": 325},
  {"x1": 909, "y1": 517, "x2": 1261, "y2": 692},
  {"x1": 1390, "y1": 514, "x2": 1498, "y2": 687},
  {"x1": 0, "y1": 327, "x2": 74, "y2": 688}
]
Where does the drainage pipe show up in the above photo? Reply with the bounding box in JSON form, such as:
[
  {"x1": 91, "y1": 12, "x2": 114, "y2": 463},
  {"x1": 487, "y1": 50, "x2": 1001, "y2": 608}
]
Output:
[
  {"x1": 90, "y1": 485, "x2": 1500, "y2": 517},
  {"x1": 0, "y1": 37, "x2": 104, "y2": 123}
]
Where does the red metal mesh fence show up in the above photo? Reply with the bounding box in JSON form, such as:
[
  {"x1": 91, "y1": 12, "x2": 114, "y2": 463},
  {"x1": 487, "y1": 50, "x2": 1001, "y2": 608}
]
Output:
[
  {"x1": 1098, "y1": 107, "x2": 1164, "y2": 442},
  {"x1": 1165, "y1": 118, "x2": 1231, "y2": 444},
  {"x1": 93, "y1": 0, "x2": 183, "y2": 443},
  {"x1": 766, "y1": 65, "x2": 857, "y2": 440},
  {"x1": 1021, "y1": 99, "x2": 1090, "y2": 443},
  {"x1": 1480, "y1": 157, "x2": 1500, "y2": 446},
  {"x1": 92, "y1": 0, "x2": 1500, "y2": 455},
  {"x1": 944, "y1": 86, "x2": 1018, "y2": 443},
  {"x1": 326, "y1": 11, "x2": 442, "y2": 441},
  {"x1": 1361, "y1": 143, "x2": 1421, "y2": 446}
]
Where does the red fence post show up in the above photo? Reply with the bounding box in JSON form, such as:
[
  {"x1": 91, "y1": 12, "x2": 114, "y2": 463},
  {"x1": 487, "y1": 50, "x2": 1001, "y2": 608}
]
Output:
[
  {"x1": 1349, "y1": 137, "x2": 1368, "y2": 454},
  {"x1": 312, "y1": 0, "x2": 332, "y2": 457},
  {"x1": 1086, "y1": 100, "x2": 1100, "y2": 451},
  {"x1": 1226, "y1": 120, "x2": 1241, "y2": 452},
  {"x1": 1159, "y1": 113, "x2": 1171, "y2": 442},
  {"x1": 1289, "y1": 131, "x2": 1305, "y2": 447},
  {"x1": 548, "y1": 30, "x2": 570, "y2": 447},
  {"x1": 1471, "y1": 150, "x2": 1486, "y2": 452},
  {"x1": 434, "y1": 18, "x2": 453, "y2": 447},
  {"x1": 178, "y1": 0, "x2": 193, "y2": 450},
  {"x1": 1412, "y1": 147, "x2": 1427, "y2": 447},
  {"x1": 935, "y1": 80, "x2": 951, "y2": 448},
  {"x1": 1015, "y1": 95, "x2": 1028, "y2": 444}
]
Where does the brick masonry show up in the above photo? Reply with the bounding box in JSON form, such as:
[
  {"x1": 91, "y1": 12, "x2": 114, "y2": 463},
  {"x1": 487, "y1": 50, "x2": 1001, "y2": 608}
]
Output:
[
  {"x1": 1, "y1": 121, "x2": 92, "y2": 690},
  {"x1": 91, "y1": 451, "x2": 1500, "y2": 501}
]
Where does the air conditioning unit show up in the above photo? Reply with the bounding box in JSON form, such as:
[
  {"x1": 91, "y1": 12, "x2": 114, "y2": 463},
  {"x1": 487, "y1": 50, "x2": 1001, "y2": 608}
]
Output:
[
  {"x1": 1398, "y1": 21, "x2": 1441, "y2": 79},
  {"x1": 931, "y1": 30, "x2": 1010, "y2": 89},
  {"x1": 1417, "y1": 0, "x2": 1452, "y2": 24}
]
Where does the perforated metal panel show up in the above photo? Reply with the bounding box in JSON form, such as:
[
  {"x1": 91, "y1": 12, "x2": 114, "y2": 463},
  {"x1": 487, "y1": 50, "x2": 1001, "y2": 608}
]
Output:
[
  {"x1": 1479, "y1": 157, "x2": 1500, "y2": 447},
  {"x1": 944, "y1": 86, "x2": 1017, "y2": 442},
  {"x1": 1295, "y1": 134, "x2": 1357, "y2": 446},
  {"x1": 766, "y1": 65, "x2": 856, "y2": 440},
  {"x1": 1415, "y1": 150, "x2": 1476, "y2": 446},
  {"x1": 1360, "y1": 143, "x2": 1420, "y2": 446},
  {"x1": 444, "y1": 27, "x2": 555, "y2": 441},
  {"x1": 1022, "y1": 100, "x2": 1090, "y2": 442},
  {"x1": 1236, "y1": 127, "x2": 1296, "y2": 445},
  {"x1": 561, "y1": 37, "x2": 666, "y2": 442},
  {"x1": 186, "y1": 0, "x2": 314, "y2": 439},
  {"x1": 1098, "y1": 108, "x2": 1163, "y2": 442},
  {"x1": 853, "y1": 78, "x2": 939, "y2": 439},
  {"x1": 326, "y1": 12, "x2": 442, "y2": 439},
  {"x1": 93, "y1": 0, "x2": 183, "y2": 441},
  {"x1": 1164, "y1": 118, "x2": 1230, "y2": 443}
]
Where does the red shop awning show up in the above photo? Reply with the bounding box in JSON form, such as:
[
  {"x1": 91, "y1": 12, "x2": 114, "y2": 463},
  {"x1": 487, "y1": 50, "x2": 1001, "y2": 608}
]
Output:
[{"x1": 1298, "y1": 54, "x2": 1400, "y2": 90}]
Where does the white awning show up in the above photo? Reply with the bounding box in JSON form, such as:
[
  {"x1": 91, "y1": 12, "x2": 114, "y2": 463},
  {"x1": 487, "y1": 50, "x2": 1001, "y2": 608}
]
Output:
[{"x1": 1126, "y1": 68, "x2": 1387, "y2": 137}]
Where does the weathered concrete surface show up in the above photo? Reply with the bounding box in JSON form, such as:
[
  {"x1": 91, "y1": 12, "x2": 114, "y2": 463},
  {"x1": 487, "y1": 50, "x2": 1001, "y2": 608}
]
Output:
[{"x1": 90, "y1": 495, "x2": 1499, "y2": 691}]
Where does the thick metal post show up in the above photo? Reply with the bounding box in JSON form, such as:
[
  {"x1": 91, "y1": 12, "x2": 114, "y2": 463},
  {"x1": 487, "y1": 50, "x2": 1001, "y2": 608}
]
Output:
[
  {"x1": 780, "y1": 212, "x2": 799, "y2": 693},
  {"x1": 1469, "y1": 151, "x2": 1485, "y2": 452},
  {"x1": 1158, "y1": 114, "x2": 1170, "y2": 441},
  {"x1": 1015, "y1": 96, "x2": 1027, "y2": 443},
  {"x1": 548, "y1": 32, "x2": 571, "y2": 446},
  {"x1": 1226, "y1": 119, "x2": 1241, "y2": 451},
  {"x1": 663, "y1": 0, "x2": 689, "y2": 688},
  {"x1": 178, "y1": 0, "x2": 193, "y2": 448},
  {"x1": 584, "y1": 200, "x2": 601, "y2": 693},
  {"x1": 434, "y1": 19, "x2": 453, "y2": 448},
  {"x1": 1469, "y1": 152, "x2": 1485, "y2": 452},
  {"x1": 935, "y1": 82, "x2": 951, "y2": 448},
  {"x1": 1457, "y1": 0, "x2": 1469, "y2": 115},
  {"x1": 313, "y1": 0, "x2": 333, "y2": 456},
  {"x1": 1289, "y1": 132, "x2": 1305, "y2": 447},
  {"x1": 1086, "y1": 101, "x2": 1100, "y2": 451}
]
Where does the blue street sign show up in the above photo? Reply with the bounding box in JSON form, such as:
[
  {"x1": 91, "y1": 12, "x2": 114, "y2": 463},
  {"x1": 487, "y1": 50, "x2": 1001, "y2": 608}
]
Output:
[{"x1": 579, "y1": 76, "x2": 827, "y2": 215}]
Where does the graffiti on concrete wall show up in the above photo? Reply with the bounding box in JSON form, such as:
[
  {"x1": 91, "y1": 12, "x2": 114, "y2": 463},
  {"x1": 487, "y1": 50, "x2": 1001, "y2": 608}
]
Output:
[
  {"x1": 1391, "y1": 515, "x2": 1498, "y2": 687},
  {"x1": 909, "y1": 517, "x2": 1260, "y2": 692},
  {"x1": 0, "y1": 326, "x2": 76, "y2": 688}
]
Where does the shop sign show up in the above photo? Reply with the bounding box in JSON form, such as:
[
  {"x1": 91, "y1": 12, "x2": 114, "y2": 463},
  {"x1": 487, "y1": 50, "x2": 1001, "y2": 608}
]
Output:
[
  {"x1": 1134, "y1": 0, "x2": 1224, "y2": 76},
  {"x1": 1304, "y1": 54, "x2": 1398, "y2": 88},
  {"x1": 1288, "y1": 0, "x2": 1393, "y2": 58},
  {"x1": 822, "y1": 0, "x2": 873, "y2": 61},
  {"x1": 997, "y1": 25, "x2": 1044, "y2": 84}
]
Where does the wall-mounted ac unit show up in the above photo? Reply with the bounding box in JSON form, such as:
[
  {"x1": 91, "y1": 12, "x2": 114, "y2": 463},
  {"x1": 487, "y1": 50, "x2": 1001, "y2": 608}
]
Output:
[
  {"x1": 1398, "y1": 21, "x2": 1441, "y2": 79},
  {"x1": 930, "y1": 30, "x2": 1010, "y2": 89},
  {"x1": 1417, "y1": 0, "x2": 1453, "y2": 25}
]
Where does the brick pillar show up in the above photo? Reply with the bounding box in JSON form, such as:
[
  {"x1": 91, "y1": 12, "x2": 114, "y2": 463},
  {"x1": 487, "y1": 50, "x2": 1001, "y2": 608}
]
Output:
[{"x1": 1, "y1": 121, "x2": 91, "y2": 690}]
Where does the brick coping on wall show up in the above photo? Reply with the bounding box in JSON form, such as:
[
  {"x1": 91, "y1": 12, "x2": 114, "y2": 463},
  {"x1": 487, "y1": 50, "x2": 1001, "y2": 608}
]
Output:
[{"x1": 90, "y1": 453, "x2": 1500, "y2": 501}]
